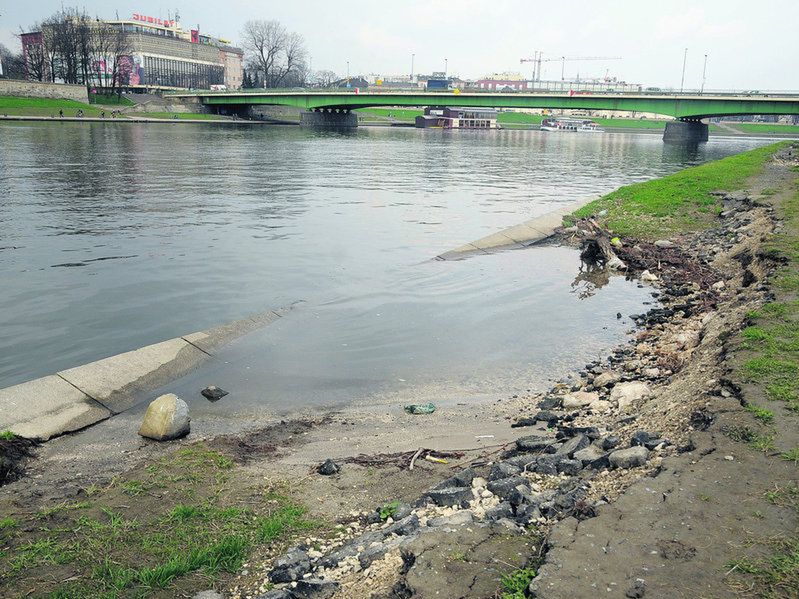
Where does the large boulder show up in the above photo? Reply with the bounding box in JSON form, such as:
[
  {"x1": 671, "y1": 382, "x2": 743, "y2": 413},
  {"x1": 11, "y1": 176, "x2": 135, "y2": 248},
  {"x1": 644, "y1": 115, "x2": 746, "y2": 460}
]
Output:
[
  {"x1": 138, "y1": 393, "x2": 190, "y2": 441},
  {"x1": 592, "y1": 371, "x2": 621, "y2": 388},
  {"x1": 608, "y1": 446, "x2": 649, "y2": 469},
  {"x1": 610, "y1": 382, "x2": 652, "y2": 412},
  {"x1": 561, "y1": 391, "x2": 599, "y2": 410},
  {"x1": 292, "y1": 578, "x2": 340, "y2": 599}
]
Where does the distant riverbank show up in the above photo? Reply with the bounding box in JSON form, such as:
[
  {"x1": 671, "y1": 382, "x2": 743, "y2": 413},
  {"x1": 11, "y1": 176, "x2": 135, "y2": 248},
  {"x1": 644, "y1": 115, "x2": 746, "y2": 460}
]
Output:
[{"x1": 3, "y1": 95, "x2": 799, "y2": 136}]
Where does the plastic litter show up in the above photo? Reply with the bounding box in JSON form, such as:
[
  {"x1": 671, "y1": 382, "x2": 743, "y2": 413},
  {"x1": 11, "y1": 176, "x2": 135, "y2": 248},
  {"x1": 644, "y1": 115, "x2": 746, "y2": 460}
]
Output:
[{"x1": 404, "y1": 402, "x2": 436, "y2": 415}]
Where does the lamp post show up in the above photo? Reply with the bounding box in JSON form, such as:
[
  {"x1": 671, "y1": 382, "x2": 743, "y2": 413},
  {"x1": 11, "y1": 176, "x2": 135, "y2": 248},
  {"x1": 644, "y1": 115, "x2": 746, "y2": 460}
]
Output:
[
  {"x1": 444, "y1": 58, "x2": 448, "y2": 78},
  {"x1": 700, "y1": 53, "x2": 708, "y2": 94},
  {"x1": 411, "y1": 53, "x2": 415, "y2": 81},
  {"x1": 346, "y1": 60, "x2": 350, "y2": 81},
  {"x1": 679, "y1": 48, "x2": 688, "y2": 93}
]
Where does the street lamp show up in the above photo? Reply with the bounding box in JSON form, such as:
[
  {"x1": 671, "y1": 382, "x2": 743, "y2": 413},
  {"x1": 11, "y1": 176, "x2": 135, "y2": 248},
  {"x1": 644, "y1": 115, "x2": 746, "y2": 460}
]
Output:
[
  {"x1": 444, "y1": 58, "x2": 448, "y2": 78},
  {"x1": 679, "y1": 48, "x2": 688, "y2": 93},
  {"x1": 411, "y1": 53, "x2": 415, "y2": 81},
  {"x1": 700, "y1": 53, "x2": 708, "y2": 94}
]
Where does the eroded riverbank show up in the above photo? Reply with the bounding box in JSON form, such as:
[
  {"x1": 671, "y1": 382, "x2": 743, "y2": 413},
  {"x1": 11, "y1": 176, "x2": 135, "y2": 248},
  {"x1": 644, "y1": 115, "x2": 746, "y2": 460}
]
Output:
[{"x1": 2, "y1": 143, "x2": 798, "y2": 599}]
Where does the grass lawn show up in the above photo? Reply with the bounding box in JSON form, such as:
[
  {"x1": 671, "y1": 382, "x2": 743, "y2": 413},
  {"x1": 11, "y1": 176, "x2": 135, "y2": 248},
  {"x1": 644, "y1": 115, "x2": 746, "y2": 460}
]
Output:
[
  {"x1": 592, "y1": 118, "x2": 667, "y2": 129},
  {"x1": 740, "y1": 169, "x2": 799, "y2": 413},
  {"x1": 0, "y1": 443, "x2": 325, "y2": 598},
  {"x1": 0, "y1": 96, "x2": 106, "y2": 118},
  {"x1": 569, "y1": 141, "x2": 789, "y2": 239},
  {"x1": 140, "y1": 111, "x2": 230, "y2": 120},
  {"x1": 356, "y1": 107, "x2": 423, "y2": 121},
  {"x1": 89, "y1": 93, "x2": 135, "y2": 107},
  {"x1": 727, "y1": 122, "x2": 799, "y2": 135}
]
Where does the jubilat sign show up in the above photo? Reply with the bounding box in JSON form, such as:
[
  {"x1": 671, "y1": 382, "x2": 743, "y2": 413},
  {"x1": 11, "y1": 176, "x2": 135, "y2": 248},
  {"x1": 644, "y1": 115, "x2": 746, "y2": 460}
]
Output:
[{"x1": 132, "y1": 14, "x2": 176, "y2": 27}]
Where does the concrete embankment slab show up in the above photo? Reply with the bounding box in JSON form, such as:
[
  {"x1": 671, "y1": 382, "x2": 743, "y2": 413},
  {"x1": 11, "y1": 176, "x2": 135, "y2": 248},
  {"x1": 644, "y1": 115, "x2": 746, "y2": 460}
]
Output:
[
  {"x1": 0, "y1": 375, "x2": 110, "y2": 441},
  {"x1": 436, "y1": 200, "x2": 588, "y2": 260},
  {"x1": 0, "y1": 307, "x2": 287, "y2": 440},
  {"x1": 183, "y1": 310, "x2": 282, "y2": 354},
  {"x1": 58, "y1": 338, "x2": 209, "y2": 414}
]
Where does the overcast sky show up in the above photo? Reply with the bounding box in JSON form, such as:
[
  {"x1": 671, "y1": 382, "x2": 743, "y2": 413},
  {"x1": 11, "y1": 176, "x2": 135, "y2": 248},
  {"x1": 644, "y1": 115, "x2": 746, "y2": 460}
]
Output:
[{"x1": 1, "y1": 0, "x2": 796, "y2": 90}]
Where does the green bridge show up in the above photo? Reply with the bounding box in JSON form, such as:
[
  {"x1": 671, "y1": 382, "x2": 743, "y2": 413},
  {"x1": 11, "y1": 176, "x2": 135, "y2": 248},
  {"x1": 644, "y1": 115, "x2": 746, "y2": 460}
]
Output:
[{"x1": 171, "y1": 90, "x2": 799, "y2": 141}]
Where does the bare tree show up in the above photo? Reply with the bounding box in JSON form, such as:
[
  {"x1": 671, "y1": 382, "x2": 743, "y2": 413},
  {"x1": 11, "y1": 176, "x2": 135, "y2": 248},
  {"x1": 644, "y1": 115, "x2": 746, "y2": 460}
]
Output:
[
  {"x1": 0, "y1": 44, "x2": 26, "y2": 79},
  {"x1": 241, "y1": 19, "x2": 307, "y2": 88},
  {"x1": 313, "y1": 70, "x2": 339, "y2": 88}
]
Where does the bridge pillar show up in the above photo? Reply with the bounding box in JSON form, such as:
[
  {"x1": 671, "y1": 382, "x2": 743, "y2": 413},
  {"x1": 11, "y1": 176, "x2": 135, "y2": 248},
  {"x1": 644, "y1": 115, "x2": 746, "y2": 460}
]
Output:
[
  {"x1": 663, "y1": 119, "x2": 709, "y2": 143},
  {"x1": 300, "y1": 109, "x2": 357, "y2": 128}
]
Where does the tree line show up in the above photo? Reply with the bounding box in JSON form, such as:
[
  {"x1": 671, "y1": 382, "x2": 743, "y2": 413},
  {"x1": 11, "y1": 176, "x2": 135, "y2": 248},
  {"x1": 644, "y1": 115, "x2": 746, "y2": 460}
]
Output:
[
  {"x1": 1, "y1": 11, "x2": 339, "y2": 91},
  {"x1": 9, "y1": 9, "x2": 130, "y2": 96}
]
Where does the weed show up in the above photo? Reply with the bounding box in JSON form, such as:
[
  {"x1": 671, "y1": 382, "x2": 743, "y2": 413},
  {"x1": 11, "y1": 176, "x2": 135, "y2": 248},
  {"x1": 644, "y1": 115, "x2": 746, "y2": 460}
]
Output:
[
  {"x1": 257, "y1": 501, "x2": 316, "y2": 542},
  {"x1": 0, "y1": 517, "x2": 16, "y2": 531},
  {"x1": 9, "y1": 538, "x2": 72, "y2": 573},
  {"x1": 120, "y1": 480, "x2": 146, "y2": 496},
  {"x1": 36, "y1": 501, "x2": 91, "y2": 519},
  {"x1": 449, "y1": 550, "x2": 467, "y2": 562},
  {"x1": 698, "y1": 493, "x2": 712, "y2": 502},
  {"x1": 500, "y1": 567, "x2": 538, "y2": 599},
  {"x1": 781, "y1": 448, "x2": 799, "y2": 464},
  {"x1": 764, "y1": 484, "x2": 799, "y2": 507},
  {"x1": 750, "y1": 434, "x2": 776, "y2": 453},
  {"x1": 726, "y1": 537, "x2": 799, "y2": 597},
  {"x1": 0, "y1": 430, "x2": 16, "y2": 440},
  {"x1": 379, "y1": 500, "x2": 401, "y2": 521},
  {"x1": 745, "y1": 404, "x2": 775, "y2": 424}
]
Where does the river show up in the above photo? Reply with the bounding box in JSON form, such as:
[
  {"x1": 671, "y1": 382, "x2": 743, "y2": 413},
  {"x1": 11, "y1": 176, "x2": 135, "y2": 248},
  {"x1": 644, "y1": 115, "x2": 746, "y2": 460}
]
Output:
[{"x1": 0, "y1": 122, "x2": 771, "y2": 410}]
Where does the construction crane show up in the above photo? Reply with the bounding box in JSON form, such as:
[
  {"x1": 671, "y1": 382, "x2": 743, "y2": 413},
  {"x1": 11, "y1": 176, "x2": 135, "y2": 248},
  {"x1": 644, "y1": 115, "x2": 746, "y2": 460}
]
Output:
[{"x1": 521, "y1": 53, "x2": 622, "y2": 83}]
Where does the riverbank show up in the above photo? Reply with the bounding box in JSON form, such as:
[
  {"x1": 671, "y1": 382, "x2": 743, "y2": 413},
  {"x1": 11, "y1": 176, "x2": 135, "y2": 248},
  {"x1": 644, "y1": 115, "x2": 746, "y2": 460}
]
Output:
[{"x1": 1, "y1": 143, "x2": 797, "y2": 599}]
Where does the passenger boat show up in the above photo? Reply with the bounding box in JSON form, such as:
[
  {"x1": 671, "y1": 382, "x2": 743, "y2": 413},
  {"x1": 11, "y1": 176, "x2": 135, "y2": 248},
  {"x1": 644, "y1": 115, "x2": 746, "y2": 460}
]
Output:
[{"x1": 540, "y1": 118, "x2": 604, "y2": 132}]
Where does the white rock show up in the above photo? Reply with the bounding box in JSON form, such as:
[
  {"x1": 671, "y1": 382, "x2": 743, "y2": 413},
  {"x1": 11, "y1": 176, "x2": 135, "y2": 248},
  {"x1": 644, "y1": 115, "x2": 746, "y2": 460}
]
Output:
[
  {"x1": 712, "y1": 280, "x2": 726, "y2": 291},
  {"x1": 471, "y1": 477, "x2": 487, "y2": 489},
  {"x1": 607, "y1": 256, "x2": 627, "y2": 271},
  {"x1": 589, "y1": 399, "x2": 611, "y2": 413},
  {"x1": 561, "y1": 391, "x2": 599, "y2": 409},
  {"x1": 640, "y1": 270, "x2": 658, "y2": 282},
  {"x1": 593, "y1": 371, "x2": 621, "y2": 388},
  {"x1": 654, "y1": 239, "x2": 675, "y2": 249},
  {"x1": 138, "y1": 393, "x2": 190, "y2": 441},
  {"x1": 610, "y1": 382, "x2": 652, "y2": 412}
]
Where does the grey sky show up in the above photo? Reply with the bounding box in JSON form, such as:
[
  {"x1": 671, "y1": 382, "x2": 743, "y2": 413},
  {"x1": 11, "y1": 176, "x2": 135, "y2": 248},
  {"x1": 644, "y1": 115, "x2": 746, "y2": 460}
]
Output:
[{"x1": 1, "y1": 0, "x2": 796, "y2": 90}]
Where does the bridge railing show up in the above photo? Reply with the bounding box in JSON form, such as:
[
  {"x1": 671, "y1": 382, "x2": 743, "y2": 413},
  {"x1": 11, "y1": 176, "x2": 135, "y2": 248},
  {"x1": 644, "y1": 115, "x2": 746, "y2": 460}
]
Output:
[{"x1": 167, "y1": 87, "x2": 799, "y2": 99}]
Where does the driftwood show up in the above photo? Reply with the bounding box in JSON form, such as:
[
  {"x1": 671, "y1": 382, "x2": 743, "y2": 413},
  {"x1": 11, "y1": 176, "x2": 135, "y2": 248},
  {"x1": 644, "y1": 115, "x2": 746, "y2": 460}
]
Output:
[
  {"x1": 576, "y1": 219, "x2": 626, "y2": 270},
  {"x1": 343, "y1": 448, "x2": 465, "y2": 470}
]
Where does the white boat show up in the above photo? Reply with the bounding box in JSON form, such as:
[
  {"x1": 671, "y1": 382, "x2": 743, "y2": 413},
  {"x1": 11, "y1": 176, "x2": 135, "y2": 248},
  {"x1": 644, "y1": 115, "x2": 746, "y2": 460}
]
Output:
[{"x1": 540, "y1": 118, "x2": 604, "y2": 132}]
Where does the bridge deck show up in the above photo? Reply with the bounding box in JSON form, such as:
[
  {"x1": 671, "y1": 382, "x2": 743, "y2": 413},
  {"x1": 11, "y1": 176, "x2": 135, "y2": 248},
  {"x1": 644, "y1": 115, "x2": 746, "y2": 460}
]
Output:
[{"x1": 170, "y1": 91, "x2": 799, "y2": 119}]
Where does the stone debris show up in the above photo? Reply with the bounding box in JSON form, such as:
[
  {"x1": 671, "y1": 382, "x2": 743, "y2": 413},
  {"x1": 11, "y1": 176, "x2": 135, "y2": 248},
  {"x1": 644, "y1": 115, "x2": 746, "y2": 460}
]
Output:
[
  {"x1": 317, "y1": 459, "x2": 341, "y2": 475},
  {"x1": 609, "y1": 446, "x2": 650, "y2": 469},
  {"x1": 201, "y1": 385, "x2": 229, "y2": 401},
  {"x1": 137, "y1": 393, "x2": 190, "y2": 441},
  {"x1": 610, "y1": 381, "x2": 652, "y2": 412}
]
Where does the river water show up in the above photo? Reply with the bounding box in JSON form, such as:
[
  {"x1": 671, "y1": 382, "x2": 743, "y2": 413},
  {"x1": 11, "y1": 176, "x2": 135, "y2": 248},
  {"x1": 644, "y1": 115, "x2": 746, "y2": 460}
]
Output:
[{"x1": 0, "y1": 123, "x2": 770, "y2": 410}]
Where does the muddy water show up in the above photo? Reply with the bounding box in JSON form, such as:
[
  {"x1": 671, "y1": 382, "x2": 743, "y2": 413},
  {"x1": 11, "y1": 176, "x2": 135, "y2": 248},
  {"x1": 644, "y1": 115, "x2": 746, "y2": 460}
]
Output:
[{"x1": 0, "y1": 122, "x2": 771, "y2": 411}]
